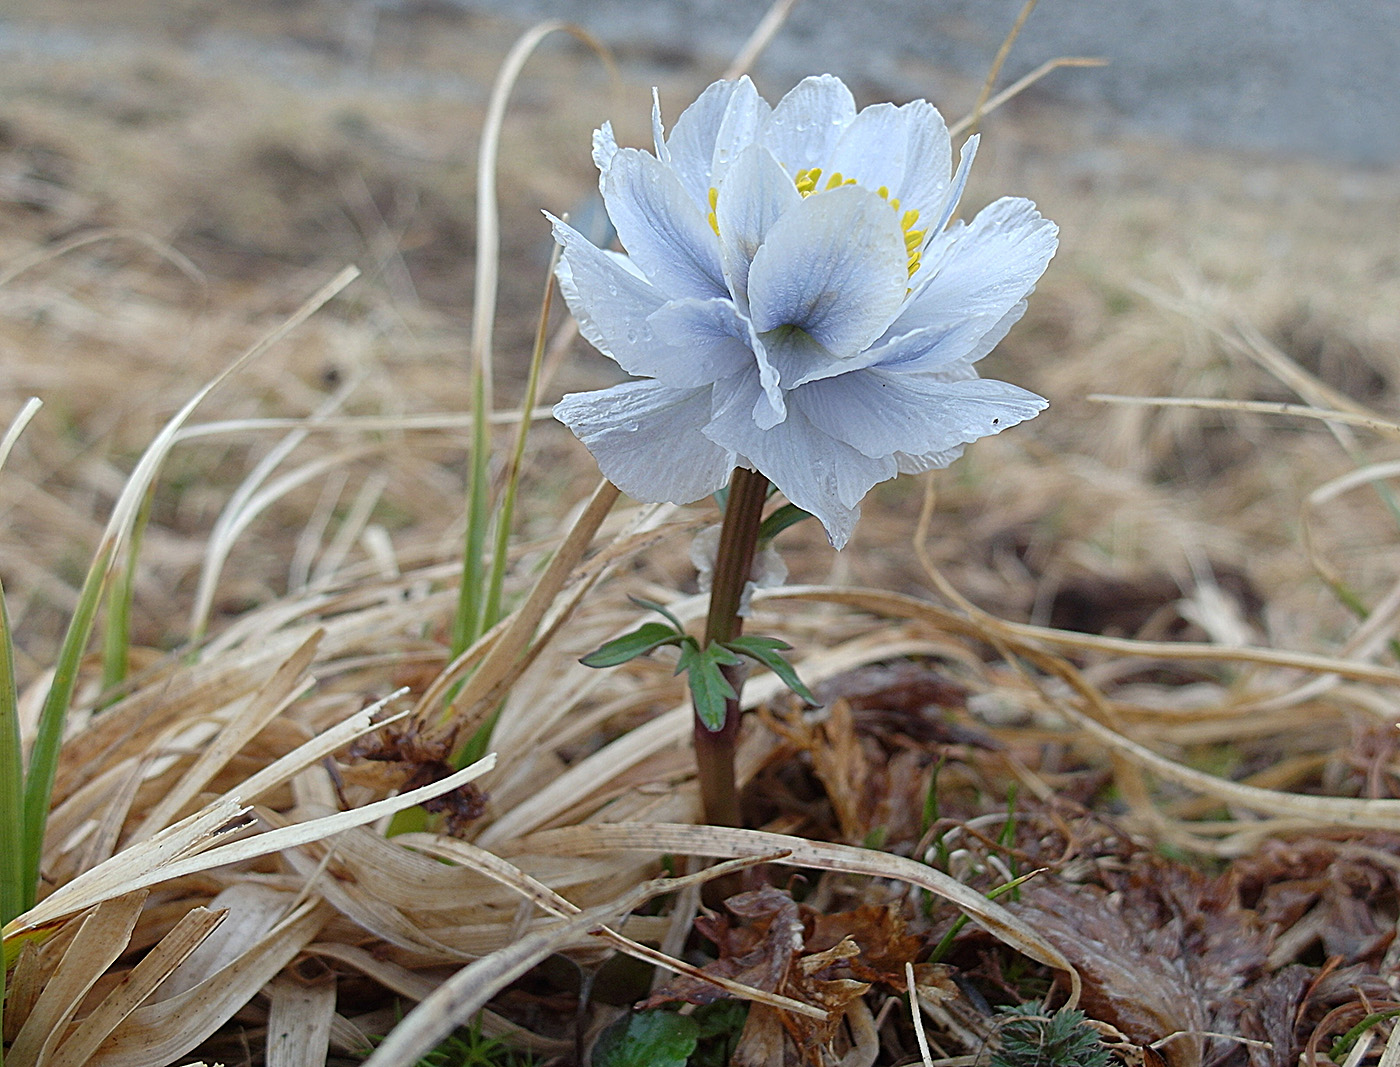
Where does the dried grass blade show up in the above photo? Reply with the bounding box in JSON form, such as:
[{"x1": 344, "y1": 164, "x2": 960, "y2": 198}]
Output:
[
  {"x1": 1043, "y1": 671, "x2": 1400, "y2": 831},
  {"x1": 131, "y1": 629, "x2": 323, "y2": 842},
  {"x1": 402, "y1": 836, "x2": 823, "y2": 1017},
  {"x1": 470, "y1": 20, "x2": 609, "y2": 394},
  {"x1": 949, "y1": 56, "x2": 1108, "y2": 138},
  {"x1": 0, "y1": 398, "x2": 43, "y2": 473},
  {"x1": 360, "y1": 856, "x2": 773, "y2": 1067},
  {"x1": 209, "y1": 695, "x2": 409, "y2": 809},
  {"x1": 7, "y1": 890, "x2": 146, "y2": 1067},
  {"x1": 723, "y1": 0, "x2": 801, "y2": 78},
  {"x1": 458, "y1": 21, "x2": 607, "y2": 652},
  {"x1": 514, "y1": 823, "x2": 1082, "y2": 1007},
  {"x1": 10, "y1": 739, "x2": 487, "y2": 947},
  {"x1": 761, "y1": 586, "x2": 1400, "y2": 686},
  {"x1": 123, "y1": 752, "x2": 499, "y2": 892},
  {"x1": 83, "y1": 902, "x2": 327, "y2": 1067},
  {"x1": 360, "y1": 896, "x2": 627, "y2": 1067},
  {"x1": 18, "y1": 266, "x2": 358, "y2": 915},
  {"x1": 191, "y1": 446, "x2": 378, "y2": 640},
  {"x1": 305, "y1": 943, "x2": 436, "y2": 1001},
  {"x1": 280, "y1": 843, "x2": 467, "y2": 959},
  {"x1": 5, "y1": 799, "x2": 246, "y2": 959},
  {"x1": 963, "y1": 0, "x2": 1039, "y2": 135},
  {"x1": 264, "y1": 977, "x2": 336, "y2": 1067},
  {"x1": 5, "y1": 942, "x2": 41, "y2": 1044},
  {"x1": 47, "y1": 907, "x2": 226, "y2": 1067},
  {"x1": 55, "y1": 757, "x2": 141, "y2": 890},
  {"x1": 1088, "y1": 394, "x2": 1400, "y2": 437},
  {"x1": 434, "y1": 480, "x2": 620, "y2": 720}
]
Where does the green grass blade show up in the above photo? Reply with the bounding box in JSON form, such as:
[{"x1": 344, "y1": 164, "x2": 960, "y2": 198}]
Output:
[
  {"x1": 1, "y1": 579, "x2": 25, "y2": 926},
  {"x1": 450, "y1": 365, "x2": 494, "y2": 659},
  {"x1": 101, "y1": 481, "x2": 154, "y2": 698},
  {"x1": 20, "y1": 540, "x2": 116, "y2": 910},
  {"x1": 0, "y1": 399, "x2": 41, "y2": 930},
  {"x1": 483, "y1": 247, "x2": 560, "y2": 632}
]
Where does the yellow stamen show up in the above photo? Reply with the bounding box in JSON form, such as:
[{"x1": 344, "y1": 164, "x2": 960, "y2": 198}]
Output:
[{"x1": 716, "y1": 166, "x2": 928, "y2": 280}]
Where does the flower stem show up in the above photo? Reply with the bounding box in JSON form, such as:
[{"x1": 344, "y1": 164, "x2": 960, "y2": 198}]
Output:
[{"x1": 695, "y1": 466, "x2": 769, "y2": 826}]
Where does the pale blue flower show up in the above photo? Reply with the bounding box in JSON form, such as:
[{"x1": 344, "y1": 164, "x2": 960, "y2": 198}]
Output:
[{"x1": 552, "y1": 75, "x2": 1056, "y2": 548}]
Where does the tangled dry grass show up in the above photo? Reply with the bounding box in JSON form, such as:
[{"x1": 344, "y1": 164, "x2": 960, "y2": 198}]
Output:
[{"x1": 3, "y1": 2, "x2": 1400, "y2": 1066}]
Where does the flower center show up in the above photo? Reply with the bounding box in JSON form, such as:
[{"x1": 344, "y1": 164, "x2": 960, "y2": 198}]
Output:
[
  {"x1": 705, "y1": 169, "x2": 926, "y2": 278},
  {"x1": 798, "y1": 169, "x2": 926, "y2": 278}
]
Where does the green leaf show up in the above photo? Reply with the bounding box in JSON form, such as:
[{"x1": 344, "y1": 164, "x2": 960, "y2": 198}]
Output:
[
  {"x1": 627, "y1": 595, "x2": 687, "y2": 633},
  {"x1": 678, "y1": 641, "x2": 740, "y2": 731},
  {"x1": 691, "y1": 1001, "x2": 748, "y2": 1067},
  {"x1": 1, "y1": 578, "x2": 24, "y2": 926},
  {"x1": 758, "y1": 503, "x2": 813, "y2": 543},
  {"x1": 580, "y1": 622, "x2": 684, "y2": 668},
  {"x1": 723, "y1": 634, "x2": 817, "y2": 705},
  {"x1": 591, "y1": 1009, "x2": 698, "y2": 1067}
]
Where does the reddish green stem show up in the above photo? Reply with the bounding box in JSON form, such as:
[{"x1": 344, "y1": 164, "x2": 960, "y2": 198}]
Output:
[{"x1": 694, "y1": 466, "x2": 769, "y2": 826}]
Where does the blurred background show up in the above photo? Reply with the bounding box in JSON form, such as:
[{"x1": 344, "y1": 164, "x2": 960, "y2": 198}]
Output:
[
  {"x1": 464, "y1": 0, "x2": 1400, "y2": 164},
  {"x1": 1, "y1": 0, "x2": 1398, "y2": 679}
]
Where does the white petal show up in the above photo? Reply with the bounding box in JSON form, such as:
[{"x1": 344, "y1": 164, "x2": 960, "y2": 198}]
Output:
[
  {"x1": 825, "y1": 295, "x2": 1030, "y2": 382},
  {"x1": 603, "y1": 148, "x2": 728, "y2": 300},
  {"x1": 825, "y1": 100, "x2": 953, "y2": 219},
  {"x1": 895, "y1": 445, "x2": 966, "y2": 474},
  {"x1": 651, "y1": 88, "x2": 670, "y2": 164},
  {"x1": 761, "y1": 75, "x2": 857, "y2": 174},
  {"x1": 892, "y1": 198, "x2": 1057, "y2": 344},
  {"x1": 746, "y1": 184, "x2": 906, "y2": 355},
  {"x1": 714, "y1": 144, "x2": 801, "y2": 310},
  {"x1": 887, "y1": 101, "x2": 954, "y2": 216},
  {"x1": 704, "y1": 375, "x2": 893, "y2": 549},
  {"x1": 549, "y1": 213, "x2": 711, "y2": 387},
  {"x1": 591, "y1": 122, "x2": 619, "y2": 191},
  {"x1": 795, "y1": 370, "x2": 1047, "y2": 461},
  {"x1": 645, "y1": 297, "x2": 758, "y2": 385},
  {"x1": 555, "y1": 382, "x2": 734, "y2": 504},
  {"x1": 932, "y1": 134, "x2": 978, "y2": 231},
  {"x1": 665, "y1": 77, "x2": 769, "y2": 211}
]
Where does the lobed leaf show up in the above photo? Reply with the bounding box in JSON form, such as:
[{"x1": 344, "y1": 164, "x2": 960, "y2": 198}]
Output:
[
  {"x1": 678, "y1": 642, "x2": 741, "y2": 731},
  {"x1": 723, "y1": 634, "x2": 817, "y2": 705},
  {"x1": 580, "y1": 622, "x2": 685, "y2": 668}
]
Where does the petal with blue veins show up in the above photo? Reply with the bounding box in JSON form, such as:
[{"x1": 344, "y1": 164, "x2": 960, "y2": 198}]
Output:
[{"x1": 746, "y1": 185, "x2": 906, "y2": 356}]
